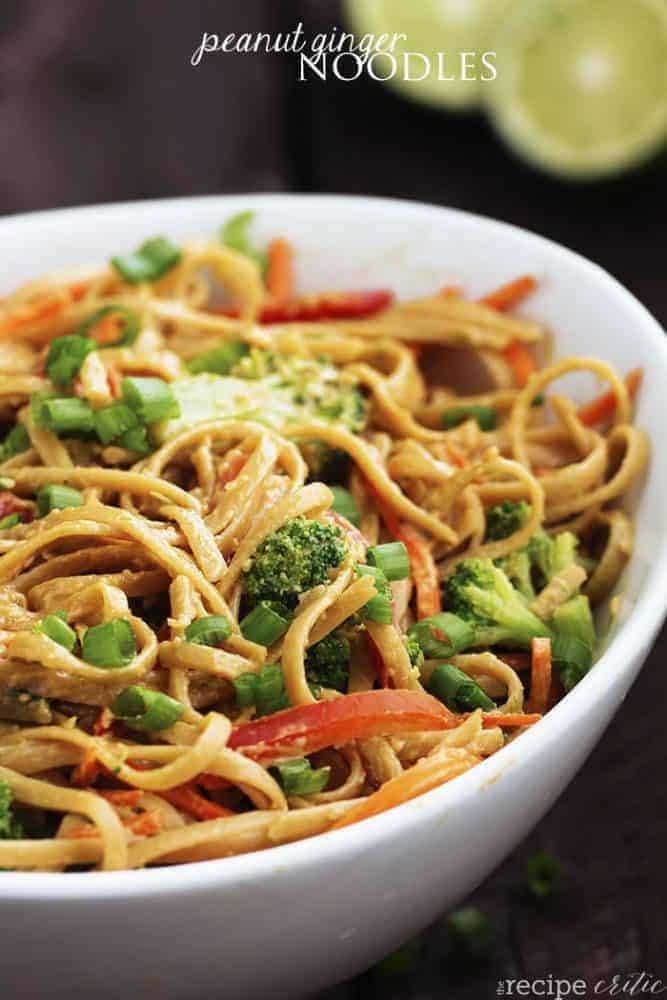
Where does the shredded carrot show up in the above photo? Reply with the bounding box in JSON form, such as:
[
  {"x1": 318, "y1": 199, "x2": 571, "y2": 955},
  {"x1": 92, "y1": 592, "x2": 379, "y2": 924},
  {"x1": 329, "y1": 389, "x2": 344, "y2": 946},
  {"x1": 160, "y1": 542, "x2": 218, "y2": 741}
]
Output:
[
  {"x1": 503, "y1": 339, "x2": 537, "y2": 388},
  {"x1": 577, "y1": 368, "x2": 643, "y2": 427},
  {"x1": 265, "y1": 238, "x2": 294, "y2": 306},
  {"x1": 196, "y1": 774, "x2": 232, "y2": 792},
  {"x1": 158, "y1": 784, "x2": 235, "y2": 821},
  {"x1": 480, "y1": 712, "x2": 542, "y2": 728},
  {"x1": 0, "y1": 280, "x2": 91, "y2": 335},
  {"x1": 94, "y1": 789, "x2": 143, "y2": 807},
  {"x1": 331, "y1": 751, "x2": 478, "y2": 830},
  {"x1": 70, "y1": 747, "x2": 99, "y2": 787},
  {"x1": 68, "y1": 809, "x2": 165, "y2": 839},
  {"x1": 93, "y1": 707, "x2": 114, "y2": 737},
  {"x1": 397, "y1": 522, "x2": 441, "y2": 620},
  {"x1": 439, "y1": 285, "x2": 463, "y2": 299},
  {"x1": 526, "y1": 637, "x2": 552, "y2": 715},
  {"x1": 479, "y1": 275, "x2": 537, "y2": 312}
]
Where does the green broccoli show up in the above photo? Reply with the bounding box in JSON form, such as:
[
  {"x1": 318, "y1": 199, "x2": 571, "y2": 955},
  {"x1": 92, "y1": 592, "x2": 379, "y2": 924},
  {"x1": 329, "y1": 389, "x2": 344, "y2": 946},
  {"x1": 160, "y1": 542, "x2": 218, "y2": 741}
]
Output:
[
  {"x1": 444, "y1": 557, "x2": 553, "y2": 649},
  {"x1": 485, "y1": 500, "x2": 532, "y2": 541},
  {"x1": 404, "y1": 632, "x2": 424, "y2": 671},
  {"x1": 551, "y1": 595, "x2": 596, "y2": 692},
  {"x1": 306, "y1": 632, "x2": 351, "y2": 693},
  {"x1": 0, "y1": 424, "x2": 31, "y2": 466},
  {"x1": 529, "y1": 530, "x2": 580, "y2": 587},
  {"x1": 244, "y1": 516, "x2": 348, "y2": 611},
  {"x1": 0, "y1": 780, "x2": 23, "y2": 840}
]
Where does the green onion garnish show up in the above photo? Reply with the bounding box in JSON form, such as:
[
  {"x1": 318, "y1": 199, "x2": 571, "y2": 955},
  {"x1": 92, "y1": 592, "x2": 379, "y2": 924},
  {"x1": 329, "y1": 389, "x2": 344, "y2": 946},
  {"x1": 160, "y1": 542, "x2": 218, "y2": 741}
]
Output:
[
  {"x1": 329, "y1": 486, "x2": 361, "y2": 527},
  {"x1": 33, "y1": 396, "x2": 95, "y2": 436},
  {"x1": 45, "y1": 334, "x2": 96, "y2": 387},
  {"x1": 374, "y1": 935, "x2": 424, "y2": 977},
  {"x1": 187, "y1": 341, "x2": 249, "y2": 376},
  {"x1": 445, "y1": 907, "x2": 496, "y2": 965},
  {"x1": 525, "y1": 849, "x2": 562, "y2": 898},
  {"x1": 552, "y1": 633, "x2": 593, "y2": 693},
  {"x1": 273, "y1": 757, "x2": 331, "y2": 796},
  {"x1": 0, "y1": 513, "x2": 20, "y2": 530},
  {"x1": 531, "y1": 393, "x2": 545, "y2": 407},
  {"x1": 233, "y1": 662, "x2": 289, "y2": 716},
  {"x1": 441, "y1": 405, "x2": 497, "y2": 431},
  {"x1": 33, "y1": 612, "x2": 77, "y2": 653},
  {"x1": 407, "y1": 612, "x2": 475, "y2": 659},
  {"x1": 36, "y1": 484, "x2": 84, "y2": 517},
  {"x1": 77, "y1": 305, "x2": 141, "y2": 347},
  {"x1": 111, "y1": 686, "x2": 184, "y2": 731},
  {"x1": 356, "y1": 564, "x2": 393, "y2": 624},
  {"x1": 233, "y1": 673, "x2": 259, "y2": 709},
  {"x1": 121, "y1": 377, "x2": 180, "y2": 423},
  {"x1": 367, "y1": 541, "x2": 410, "y2": 581},
  {"x1": 111, "y1": 236, "x2": 182, "y2": 285},
  {"x1": 220, "y1": 211, "x2": 267, "y2": 271},
  {"x1": 184, "y1": 615, "x2": 232, "y2": 647},
  {"x1": 93, "y1": 402, "x2": 139, "y2": 445},
  {"x1": 240, "y1": 602, "x2": 290, "y2": 646},
  {"x1": 428, "y1": 662, "x2": 495, "y2": 712},
  {"x1": 0, "y1": 424, "x2": 31, "y2": 464},
  {"x1": 117, "y1": 425, "x2": 152, "y2": 455},
  {"x1": 82, "y1": 619, "x2": 137, "y2": 668}
]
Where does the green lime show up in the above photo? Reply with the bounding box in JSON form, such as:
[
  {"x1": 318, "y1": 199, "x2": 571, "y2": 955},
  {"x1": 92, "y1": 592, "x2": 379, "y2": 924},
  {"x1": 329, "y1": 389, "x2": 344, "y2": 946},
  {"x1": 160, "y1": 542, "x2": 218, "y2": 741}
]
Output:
[
  {"x1": 487, "y1": 0, "x2": 667, "y2": 179},
  {"x1": 343, "y1": 0, "x2": 502, "y2": 111}
]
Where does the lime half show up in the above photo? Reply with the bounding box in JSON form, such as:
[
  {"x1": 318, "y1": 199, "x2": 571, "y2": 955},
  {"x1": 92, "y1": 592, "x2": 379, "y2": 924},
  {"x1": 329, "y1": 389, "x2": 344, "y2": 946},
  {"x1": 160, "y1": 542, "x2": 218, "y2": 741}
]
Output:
[
  {"x1": 487, "y1": 0, "x2": 667, "y2": 179},
  {"x1": 343, "y1": 0, "x2": 502, "y2": 111}
]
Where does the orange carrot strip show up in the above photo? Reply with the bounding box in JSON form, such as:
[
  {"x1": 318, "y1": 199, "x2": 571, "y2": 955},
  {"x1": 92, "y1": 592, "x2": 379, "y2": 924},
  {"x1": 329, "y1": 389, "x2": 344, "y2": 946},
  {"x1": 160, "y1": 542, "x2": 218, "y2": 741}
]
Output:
[
  {"x1": 158, "y1": 785, "x2": 235, "y2": 821},
  {"x1": 439, "y1": 285, "x2": 463, "y2": 299},
  {"x1": 503, "y1": 340, "x2": 537, "y2": 388},
  {"x1": 479, "y1": 275, "x2": 538, "y2": 311},
  {"x1": 526, "y1": 637, "x2": 552, "y2": 716},
  {"x1": 577, "y1": 368, "x2": 643, "y2": 427},
  {"x1": 68, "y1": 809, "x2": 165, "y2": 839},
  {"x1": 95, "y1": 789, "x2": 143, "y2": 808},
  {"x1": 331, "y1": 751, "x2": 479, "y2": 830},
  {"x1": 397, "y1": 522, "x2": 441, "y2": 620},
  {"x1": 70, "y1": 747, "x2": 99, "y2": 787},
  {"x1": 480, "y1": 712, "x2": 542, "y2": 728},
  {"x1": 196, "y1": 774, "x2": 232, "y2": 792},
  {"x1": 265, "y1": 238, "x2": 294, "y2": 306}
]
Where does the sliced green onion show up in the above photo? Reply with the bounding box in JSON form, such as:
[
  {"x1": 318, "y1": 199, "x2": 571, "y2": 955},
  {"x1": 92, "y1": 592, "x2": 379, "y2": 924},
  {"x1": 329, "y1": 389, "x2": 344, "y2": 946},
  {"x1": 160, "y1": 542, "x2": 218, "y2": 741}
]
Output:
[
  {"x1": 356, "y1": 564, "x2": 393, "y2": 624},
  {"x1": 254, "y1": 663, "x2": 288, "y2": 716},
  {"x1": 93, "y1": 402, "x2": 139, "y2": 445},
  {"x1": 111, "y1": 686, "x2": 184, "y2": 731},
  {"x1": 34, "y1": 396, "x2": 95, "y2": 436},
  {"x1": 220, "y1": 211, "x2": 267, "y2": 271},
  {"x1": 111, "y1": 236, "x2": 182, "y2": 285},
  {"x1": 233, "y1": 673, "x2": 259, "y2": 709},
  {"x1": 525, "y1": 849, "x2": 562, "y2": 899},
  {"x1": 240, "y1": 602, "x2": 290, "y2": 646},
  {"x1": 367, "y1": 541, "x2": 410, "y2": 581},
  {"x1": 121, "y1": 377, "x2": 180, "y2": 423},
  {"x1": 0, "y1": 513, "x2": 20, "y2": 530},
  {"x1": 329, "y1": 485, "x2": 361, "y2": 527},
  {"x1": 407, "y1": 612, "x2": 475, "y2": 659},
  {"x1": 117, "y1": 425, "x2": 152, "y2": 455},
  {"x1": 187, "y1": 341, "x2": 249, "y2": 375},
  {"x1": 45, "y1": 334, "x2": 96, "y2": 386},
  {"x1": 184, "y1": 614, "x2": 232, "y2": 647},
  {"x1": 531, "y1": 393, "x2": 545, "y2": 407},
  {"x1": 273, "y1": 757, "x2": 330, "y2": 796},
  {"x1": 441, "y1": 405, "x2": 497, "y2": 431},
  {"x1": 36, "y1": 484, "x2": 84, "y2": 517},
  {"x1": 445, "y1": 907, "x2": 496, "y2": 964},
  {"x1": 77, "y1": 305, "x2": 141, "y2": 347},
  {"x1": 374, "y1": 936, "x2": 424, "y2": 978},
  {"x1": 82, "y1": 619, "x2": 137, "y2": 668},
  {"x1": 0, "y1": 424, "x2": 31, "y2": 464},
  {"x1": 552, "y1": 633, "x2": 592, "y2": 692},
  {"x1": 33, "y1": 612, "x2": 77, "y2": 653},
  {"x1": 428, "y1": 662, "x2": 495, "y2": 712}
]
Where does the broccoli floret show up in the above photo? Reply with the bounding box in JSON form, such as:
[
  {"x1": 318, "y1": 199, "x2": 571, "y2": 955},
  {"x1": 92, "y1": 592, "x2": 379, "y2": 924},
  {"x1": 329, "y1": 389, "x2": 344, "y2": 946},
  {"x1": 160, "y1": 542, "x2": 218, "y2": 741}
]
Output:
[
  {"x1": 485, "y1": 500, "x2": 532, "y2": 541},
  {"x1": 244, "y1": 516, "x2": 348, "y2": 611},
  {"x1": 306, "y1": 632, "x2": 351, "y2": 693},
  {"x1": 496, "y1": 549, "x2": 535, "y2": 601},
  {"x1": 529, "y1": 530, "x2": 579, "y2": 587},
  {"x1": 404, "y1": 632, "x2": 424, "y2": 671},
  {"x1": 444, "y1": 558, "x2": 553, "y2": 649},
  {"x1": 0, "y1": 780, "x2": 23, "y2": 840}
]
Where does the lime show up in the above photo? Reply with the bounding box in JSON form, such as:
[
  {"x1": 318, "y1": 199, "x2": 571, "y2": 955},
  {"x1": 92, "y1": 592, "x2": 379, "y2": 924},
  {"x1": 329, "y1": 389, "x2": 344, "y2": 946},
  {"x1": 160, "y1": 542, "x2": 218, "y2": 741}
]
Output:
[
  {"x1": 343, "y1": 0, "x2": 503, "y2": 111},
  {"x1": 486, "y1": 0, "x2": 667, "y2": 179}
]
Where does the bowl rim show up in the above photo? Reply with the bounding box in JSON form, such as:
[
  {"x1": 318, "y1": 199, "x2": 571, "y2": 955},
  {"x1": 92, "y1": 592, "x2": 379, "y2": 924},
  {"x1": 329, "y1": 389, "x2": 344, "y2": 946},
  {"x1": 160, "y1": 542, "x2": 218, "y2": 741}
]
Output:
[{"x1": 2, "y1": 191, "x2": 666, "y2": 900}]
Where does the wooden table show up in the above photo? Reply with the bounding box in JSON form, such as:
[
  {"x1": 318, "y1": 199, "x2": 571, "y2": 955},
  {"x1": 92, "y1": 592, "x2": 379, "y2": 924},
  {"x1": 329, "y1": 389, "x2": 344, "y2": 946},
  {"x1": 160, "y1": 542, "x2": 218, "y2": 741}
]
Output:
[{"x1": 1, "y1": 2, "x2": 665, "y2": 994}]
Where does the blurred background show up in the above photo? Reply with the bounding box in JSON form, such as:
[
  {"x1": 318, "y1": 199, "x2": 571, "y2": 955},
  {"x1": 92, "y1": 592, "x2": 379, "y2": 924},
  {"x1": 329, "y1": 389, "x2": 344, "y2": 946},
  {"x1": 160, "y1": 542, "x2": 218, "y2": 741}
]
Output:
[{"x1": 1, "y1": 0, "x2": 665, "y2": 996}]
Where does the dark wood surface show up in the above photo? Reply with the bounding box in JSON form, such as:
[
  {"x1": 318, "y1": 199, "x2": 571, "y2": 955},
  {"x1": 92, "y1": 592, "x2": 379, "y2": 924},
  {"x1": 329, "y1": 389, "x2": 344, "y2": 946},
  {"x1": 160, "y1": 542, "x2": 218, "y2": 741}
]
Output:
[{"x1": 1, "y1": 3, "x2": 665, "y2": 995}]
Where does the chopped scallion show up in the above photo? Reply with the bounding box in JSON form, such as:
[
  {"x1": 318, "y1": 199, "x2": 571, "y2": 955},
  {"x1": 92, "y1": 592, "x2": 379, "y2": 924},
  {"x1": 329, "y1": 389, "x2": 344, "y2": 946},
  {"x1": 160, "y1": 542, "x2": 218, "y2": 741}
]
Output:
[
  {"x1": 367, "y1": 541, "x2": 410, "y2": 581},
  {"x1": 233, "y1": 662, "x2": 289, "y2": 716},
  {"x1": 184, "y1": 615, "x2": 232, "y2": 647},
  {"x1": 273, "y1": 757, "x2": 330, "y2": 796},
  {"x1": 240, "y1": 602, "x2": 290, "y2": 646},
  {"x1": 82, "y1": 619, "x2": 137, "y2": 668},
  {"x1": 0, "y1": 513, "x2": 20, "y2": 530},
  {"x1": 111, "y1": 686, "x2": 184, "y2": 731},
  {"x1": 111, "y1": 236, "x2": 182, "y2": 284},
  {"x1": 33, "y1": 612, "x2": 77, "y2": 653},
  {"x1": 445, "y1": 907, "x2": 496, "y2": 964},
  {"x1": 0, "y1": 424, "x2": 31, "y2": 464},
  {"x1": 428, "y1": 662, "x2": 495, "y2": 712},
  {"x1": 33, "y1": 396, "x2": 95, "y2": 436},
  {"x1": 441, "y1": 404, "x2": 497, "y2": 431},
  {"x1": 36, "y1": 484, "x2": 84, "y2": 517},
  {"x1": 329, "y1": 486, "x2": 361, "y2": 527},
  {"x1": 525, "y1": 849, "x2": 562, "y2": 898},
  {"x1": 407, "y1": 612, "x2": 475, "y2": 659},
  {"x1": 121, "y1": 377, "x2": 180, "y2": 423},
  {"x1": 356, "y1": 564, "x2": 393, "y2": 624},
  {"x1": 220, "y1": 211, "x2": 267, "y2": 271},
  {"x1": 45, "y1": 334, "x2": 96, "y2": 386},
  {"x1": 93, "y1": 402, "x2": 139, "y2": 445},
  {"x1": 77, "y1": 305, "x2": 141, "y2": 347},
  {"x1": 187, "y1": 341, "x2": 249, "y2": 375}
]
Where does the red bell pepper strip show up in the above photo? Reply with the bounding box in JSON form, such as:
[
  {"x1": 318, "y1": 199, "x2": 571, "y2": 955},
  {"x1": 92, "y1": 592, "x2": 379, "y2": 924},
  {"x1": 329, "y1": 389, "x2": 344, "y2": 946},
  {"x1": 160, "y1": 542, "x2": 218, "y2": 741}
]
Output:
[
  {"x1": 259, "y1": 288, "x2": 393, "y2": 324},
  {"x1": 228, "y1": 690, "x2": 458, "y2": 762},
  {"x1": 0, "y1": 492, "x2": 33, "y2": 524},
  {"x1": 396, "y1": 522, "x2": 441, "y2": 620}
]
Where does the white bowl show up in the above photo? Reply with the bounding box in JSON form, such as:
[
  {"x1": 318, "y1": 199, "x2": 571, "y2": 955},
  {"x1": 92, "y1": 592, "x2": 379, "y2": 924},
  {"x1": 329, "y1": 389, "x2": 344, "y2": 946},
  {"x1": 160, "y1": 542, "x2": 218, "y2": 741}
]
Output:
[{"x1": 1, "y1": 195, "x2": 666, "y2": 1000}]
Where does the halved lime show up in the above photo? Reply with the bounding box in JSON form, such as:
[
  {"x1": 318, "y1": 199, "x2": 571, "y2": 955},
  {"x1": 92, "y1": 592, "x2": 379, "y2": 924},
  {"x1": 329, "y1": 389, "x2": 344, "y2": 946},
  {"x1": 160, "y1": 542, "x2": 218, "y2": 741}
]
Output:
[
  {"x1": 343, "y1": 0, "x2": 502, "y2": 111},
  {"x1": 487, "y1": 0, "x2": 667, "y2": 179}
]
